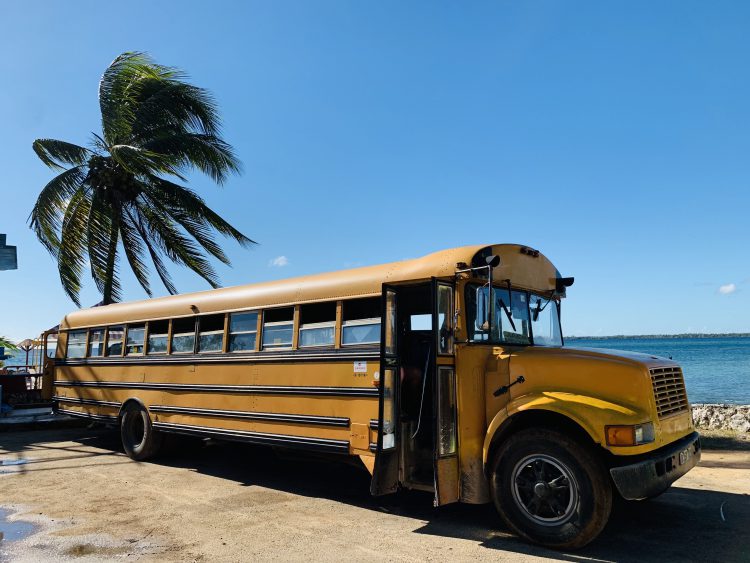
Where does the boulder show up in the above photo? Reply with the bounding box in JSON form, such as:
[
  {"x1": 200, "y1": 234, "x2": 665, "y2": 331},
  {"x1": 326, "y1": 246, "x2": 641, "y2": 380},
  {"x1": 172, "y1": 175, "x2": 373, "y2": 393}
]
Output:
[{"x1": 691, "y1": 404, "x2": 750, "y2": 433}]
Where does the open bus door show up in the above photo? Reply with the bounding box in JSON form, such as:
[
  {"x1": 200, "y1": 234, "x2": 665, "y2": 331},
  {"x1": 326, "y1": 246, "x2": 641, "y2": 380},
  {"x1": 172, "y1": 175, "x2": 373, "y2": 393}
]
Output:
[
  {"x1": 40, "y1": 329, "x2": 58, "y2": 401},
  {"x1": 432, "y1": 278, "x2": 460, "y2": 505},
  {"x1": 370, "y1": 285, "x2": 399, "y2": 495}
]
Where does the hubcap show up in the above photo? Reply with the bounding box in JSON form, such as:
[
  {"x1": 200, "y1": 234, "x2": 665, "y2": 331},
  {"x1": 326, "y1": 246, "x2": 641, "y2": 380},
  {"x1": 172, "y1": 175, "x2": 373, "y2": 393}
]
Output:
[{"x1": 511, "y1": 454, "x2": 578, "y2": 526}]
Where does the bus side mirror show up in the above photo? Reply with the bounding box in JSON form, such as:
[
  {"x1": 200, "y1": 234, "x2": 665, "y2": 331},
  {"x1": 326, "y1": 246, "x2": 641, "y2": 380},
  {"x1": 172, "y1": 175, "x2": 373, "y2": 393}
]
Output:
[
  {"x1": 555, "y1": 277, "x2": 574, "y2": 293},
  {"x1": 475, "y1": 287, "x2": 489, "y2": 330}
]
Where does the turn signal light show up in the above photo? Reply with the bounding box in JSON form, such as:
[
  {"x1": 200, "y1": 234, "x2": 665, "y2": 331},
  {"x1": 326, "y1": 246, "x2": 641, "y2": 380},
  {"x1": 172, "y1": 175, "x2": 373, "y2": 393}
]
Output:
[{"x1": 605, "y1": 423, "x2": 655, "y2": 446}]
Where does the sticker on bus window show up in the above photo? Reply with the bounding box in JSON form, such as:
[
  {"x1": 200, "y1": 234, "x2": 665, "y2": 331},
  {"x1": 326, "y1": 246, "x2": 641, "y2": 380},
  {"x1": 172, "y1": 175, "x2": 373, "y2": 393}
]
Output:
[{"x1": 354, "y1": 361, "x2": 367, "y2": 373}]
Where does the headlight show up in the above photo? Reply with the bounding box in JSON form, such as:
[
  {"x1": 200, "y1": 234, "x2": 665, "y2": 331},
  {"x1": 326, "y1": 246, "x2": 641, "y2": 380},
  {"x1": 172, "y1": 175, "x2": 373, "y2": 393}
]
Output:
[{"x1": 605, "y1": 422, "x2": 655, "y2": 446}]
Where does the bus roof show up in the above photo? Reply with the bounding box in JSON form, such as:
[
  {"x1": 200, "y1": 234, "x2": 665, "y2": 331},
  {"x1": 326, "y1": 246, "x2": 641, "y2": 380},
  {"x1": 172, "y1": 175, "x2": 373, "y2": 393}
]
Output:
[{"x1": 60, "y1": 243, "x2": 562, "y2": 329}]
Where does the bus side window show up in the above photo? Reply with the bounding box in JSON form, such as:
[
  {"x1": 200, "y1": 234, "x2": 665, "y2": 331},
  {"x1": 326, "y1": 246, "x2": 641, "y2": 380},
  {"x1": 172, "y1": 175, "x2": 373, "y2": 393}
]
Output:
[
  {"x1": 147, "y1": 320, "x2": 169, "y2": 354},
  {"x1": 299, "y1": 302, "x2": 336, "y2": 348},
  {"x1": 171, "y1": 317, "x2": 197, "y2": 354},
  {"x1": 262, "y1": 308, "x2": 294, "y2": 350},
  {"x1": 106, "y1": 326, "x2": 125, "y2": 356},
  {"x1": 342, "y1": 298, "x2": 381, "y2": 346},
  {"x1": 198, "y1": 314, "x2": 225, "y2": 353},
  {"x1": 66, "y1": 330, "x2": 87, "y2": 359},
  {"x1": 126, "y1": 324, "x2": 146, "y2": 355},
  {"x1": 88, "y1": 328, "x2": 105, "y2": 357},
  {"x1": 229, "y1": 312, "x2": 258, "y2": 352}
]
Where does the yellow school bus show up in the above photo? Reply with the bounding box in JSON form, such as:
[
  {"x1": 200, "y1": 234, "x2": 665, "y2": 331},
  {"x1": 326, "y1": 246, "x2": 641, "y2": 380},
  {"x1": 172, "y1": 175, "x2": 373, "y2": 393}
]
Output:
[{"x1": 47, "y1": 243, "x2": 700, "y2": 548}]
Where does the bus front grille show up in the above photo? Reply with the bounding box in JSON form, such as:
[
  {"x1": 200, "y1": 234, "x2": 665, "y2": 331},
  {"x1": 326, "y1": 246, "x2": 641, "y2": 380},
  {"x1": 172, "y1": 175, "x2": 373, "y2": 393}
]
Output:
[{"x1": 650, "y1": 366, "x2": 689, "y2": 418}]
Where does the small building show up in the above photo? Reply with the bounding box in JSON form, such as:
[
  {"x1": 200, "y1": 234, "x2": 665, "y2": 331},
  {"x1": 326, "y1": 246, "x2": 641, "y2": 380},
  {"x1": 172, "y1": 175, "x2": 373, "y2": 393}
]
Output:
[{"x1": 0, "y1": 234, "x2": 17, "y2": 271}]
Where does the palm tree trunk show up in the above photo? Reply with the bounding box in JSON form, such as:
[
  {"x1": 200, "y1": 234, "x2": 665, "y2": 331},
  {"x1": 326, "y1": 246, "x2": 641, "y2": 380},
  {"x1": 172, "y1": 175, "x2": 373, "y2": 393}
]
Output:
[{"x1": 102, "y1": 219, "x2": 119, "y2": 305}]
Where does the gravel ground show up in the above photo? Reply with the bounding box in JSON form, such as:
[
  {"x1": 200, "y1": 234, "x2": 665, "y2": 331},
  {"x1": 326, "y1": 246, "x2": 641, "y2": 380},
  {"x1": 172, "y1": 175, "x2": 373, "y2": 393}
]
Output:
[{"x1": 1, "y1": 427, "x2": 749, "y2": 562}]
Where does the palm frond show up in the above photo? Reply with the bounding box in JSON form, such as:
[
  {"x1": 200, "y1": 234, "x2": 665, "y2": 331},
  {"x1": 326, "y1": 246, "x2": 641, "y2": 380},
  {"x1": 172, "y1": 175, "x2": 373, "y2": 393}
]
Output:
[
  {"x1": 144, "y1": 175, "x2": 255, "y2": 247},
  {"x1": 57, "y1": 187, "x2": 91, "y2": 306},
  {"x1": 101, "y1": 246, "x2": 123, "y2": 304},
  {"x1": 124, "y1": 207, "x2": 178, "y2": 295},
  {"x1": 33, "y1": 139, "x2": 92, "y2": 170},
  {"x1": 119, "y1": 206, "x2": 153, "y2": 296},
  {"x1": 109, "y1": 144, "x2": 184, "y2": 179},
  {"x1": 89, "y1": 132, "x2": 109, "y2": 153},
  {"x1": 86, "y1": 186, "x2": 116, "y2": 294},
  {"x1": 131, "y1": 80, "x2": 221, "y2": 140},
  {"x1": 28, "y1": 166, "x2": 87, "y2": 257},
  {"x1": 138, "y1": 189, "x2": 230, "y2": 265},
  {"x1": 142, "y1": 133, "x2": 240, "y2": 184},
  {"x1": 0, "y1": 336, "x2": 18, "y2": 351},
  {"x1": 135, "y1": 202, "x2": 221, "y2": 288},
  {"x1": 99, "y1": 52, "x2": 176, "y2": 145}
]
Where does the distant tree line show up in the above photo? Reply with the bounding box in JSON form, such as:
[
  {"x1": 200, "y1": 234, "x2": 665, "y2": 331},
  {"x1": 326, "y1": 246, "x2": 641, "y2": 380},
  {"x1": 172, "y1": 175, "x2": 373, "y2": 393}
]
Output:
[{"x1": 567, "y1": 333, "x2": 750, "y2": 340}]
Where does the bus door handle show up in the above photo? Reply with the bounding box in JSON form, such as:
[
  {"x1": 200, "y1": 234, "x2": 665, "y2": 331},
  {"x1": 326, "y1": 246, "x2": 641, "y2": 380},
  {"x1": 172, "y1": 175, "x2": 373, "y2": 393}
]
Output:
[{"x1": 493, "y1": 375, "x2": 525, "y2": 397}]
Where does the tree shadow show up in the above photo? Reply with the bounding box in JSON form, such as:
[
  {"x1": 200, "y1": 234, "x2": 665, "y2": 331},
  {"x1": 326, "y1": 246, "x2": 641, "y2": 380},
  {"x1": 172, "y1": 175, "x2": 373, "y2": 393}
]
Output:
[{"x1": 1, "y1": 427, "x2": 125, "y2": 476}]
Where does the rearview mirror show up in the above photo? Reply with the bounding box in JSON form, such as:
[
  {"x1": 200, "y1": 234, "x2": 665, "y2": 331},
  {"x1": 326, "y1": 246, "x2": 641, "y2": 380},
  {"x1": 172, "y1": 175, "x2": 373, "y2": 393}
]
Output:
[{"x1": 475, "y1": 286, "x2": 489, "y2": 330}]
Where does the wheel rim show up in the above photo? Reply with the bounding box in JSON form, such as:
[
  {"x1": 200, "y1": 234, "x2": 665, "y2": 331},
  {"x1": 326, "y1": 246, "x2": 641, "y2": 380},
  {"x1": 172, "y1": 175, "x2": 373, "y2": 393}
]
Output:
[{"x1": 511, "y1": 454, "x2": 578, "y2": 526}]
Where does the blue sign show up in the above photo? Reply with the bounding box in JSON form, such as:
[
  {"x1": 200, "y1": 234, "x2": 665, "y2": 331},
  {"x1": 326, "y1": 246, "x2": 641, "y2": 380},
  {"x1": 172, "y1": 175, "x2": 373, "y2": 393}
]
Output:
[{"x1": 0, "y1": 234, "x2": 17, "y2": 271}]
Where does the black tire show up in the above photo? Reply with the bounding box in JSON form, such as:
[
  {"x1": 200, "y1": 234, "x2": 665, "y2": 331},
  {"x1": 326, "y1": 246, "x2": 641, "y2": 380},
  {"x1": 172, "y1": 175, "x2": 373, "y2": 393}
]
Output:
[
  {"x1": 120, "y1": 401, "x2": 162, "y2": 461},
  {"x1": 489, "y1": 428, "x2": 612, "y2": 550}
]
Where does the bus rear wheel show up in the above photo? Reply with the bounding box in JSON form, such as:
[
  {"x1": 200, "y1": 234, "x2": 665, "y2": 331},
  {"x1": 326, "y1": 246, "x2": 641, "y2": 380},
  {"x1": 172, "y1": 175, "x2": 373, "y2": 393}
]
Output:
[
  {"x1": 120, "y1": 402, "x2": 162, "y2": 461},
  {"x1": 489, "y1": 428, "x2": 612, "y2": 550}
]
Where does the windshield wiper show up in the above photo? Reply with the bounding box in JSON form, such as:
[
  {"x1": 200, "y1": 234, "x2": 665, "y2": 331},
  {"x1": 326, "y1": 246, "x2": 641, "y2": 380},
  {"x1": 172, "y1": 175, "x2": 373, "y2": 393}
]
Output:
[
  {"x1": 497, "y1": 299, "x2": 516, "y2": 332},
  {"x1": 532, "y1": 298, "x2": 542, "y2": 321},
  {"x1": 531, "y1": 295, "x2": 553, "y2": 321}
]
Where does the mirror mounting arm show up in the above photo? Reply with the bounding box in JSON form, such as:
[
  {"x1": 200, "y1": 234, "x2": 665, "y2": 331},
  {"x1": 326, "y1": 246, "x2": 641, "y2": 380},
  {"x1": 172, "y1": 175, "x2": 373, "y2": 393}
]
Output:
[
  {"x1": 487, "y1": 261, "x2": 494, "y2": 338},
  {"x1": 485, "y1": 255, "x2": 500, "y2": 338},
  {"x1": 455, "y1": 255, "x2": 501, "y2": 339}
]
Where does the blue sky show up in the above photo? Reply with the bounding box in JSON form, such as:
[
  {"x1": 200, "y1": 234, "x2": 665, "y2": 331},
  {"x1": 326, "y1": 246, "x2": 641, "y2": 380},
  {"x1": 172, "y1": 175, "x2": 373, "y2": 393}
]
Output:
[{"x1": 1, "y1": 1, "x2": 748, "y2": 340}]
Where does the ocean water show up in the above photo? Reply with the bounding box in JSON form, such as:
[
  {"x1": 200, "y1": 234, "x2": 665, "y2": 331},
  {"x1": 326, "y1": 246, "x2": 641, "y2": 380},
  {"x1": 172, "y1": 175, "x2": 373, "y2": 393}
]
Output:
[
  {"x1": 1, "y1": 351, "x2": 22, "y2": 366},
  {"x1": 569, "y1": 336, "x2": 750, "y2": 405},
  {"x1": 1, "y1": 350, "x2": 39, "y2": 368}
]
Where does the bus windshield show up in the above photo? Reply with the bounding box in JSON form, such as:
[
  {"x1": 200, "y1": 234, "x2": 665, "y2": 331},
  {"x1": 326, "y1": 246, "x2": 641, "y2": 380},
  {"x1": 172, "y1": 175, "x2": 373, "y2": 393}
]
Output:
[{"x1": 466, "y1": 284, "x2": 562, "y2": 347}]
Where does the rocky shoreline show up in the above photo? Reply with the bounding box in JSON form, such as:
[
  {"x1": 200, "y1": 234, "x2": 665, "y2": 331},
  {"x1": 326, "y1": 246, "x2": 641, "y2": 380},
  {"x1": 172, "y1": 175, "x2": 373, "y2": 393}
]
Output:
[{"x1": 692, "y1": 404, "x2": 750, "y2": 433}]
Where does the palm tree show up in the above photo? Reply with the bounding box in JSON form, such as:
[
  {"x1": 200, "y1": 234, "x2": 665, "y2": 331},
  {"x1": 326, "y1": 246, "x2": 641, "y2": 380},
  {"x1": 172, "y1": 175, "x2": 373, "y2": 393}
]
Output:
[
  {"x1": 30, "y1": 52, "x2": 254, "y2": 306},
  {"x1": 0, "y1": 335, "x2": 17, "y2": 367}
]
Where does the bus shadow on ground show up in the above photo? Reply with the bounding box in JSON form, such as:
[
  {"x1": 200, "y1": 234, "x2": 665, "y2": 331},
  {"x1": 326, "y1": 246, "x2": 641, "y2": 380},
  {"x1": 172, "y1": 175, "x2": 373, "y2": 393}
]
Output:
[{"x1": 144, "y1": 434, "x2": 750, "y2": 563}]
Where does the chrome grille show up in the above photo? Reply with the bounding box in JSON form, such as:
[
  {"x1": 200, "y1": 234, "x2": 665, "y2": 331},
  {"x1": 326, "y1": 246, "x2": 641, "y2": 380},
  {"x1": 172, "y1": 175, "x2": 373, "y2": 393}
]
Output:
[{"x1": 650, "y1": 366, "x2": 689, "y2": 418}]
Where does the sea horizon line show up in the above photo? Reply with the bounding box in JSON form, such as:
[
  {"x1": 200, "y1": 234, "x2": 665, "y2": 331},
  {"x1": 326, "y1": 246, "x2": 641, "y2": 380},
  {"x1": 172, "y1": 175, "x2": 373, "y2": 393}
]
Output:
[{"x1": 567, "y1": 332, "x2": 750, "y2": 340}]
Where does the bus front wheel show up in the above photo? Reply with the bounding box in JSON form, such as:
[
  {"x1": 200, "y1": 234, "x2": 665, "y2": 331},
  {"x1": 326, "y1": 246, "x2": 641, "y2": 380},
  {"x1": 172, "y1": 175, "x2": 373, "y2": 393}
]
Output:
[
  {"x1": 120, "y1": 402, "x2": 162, "y2": 461},
  {"x1": 489, "y1": 428, "x2": 612, "y2": 550}
]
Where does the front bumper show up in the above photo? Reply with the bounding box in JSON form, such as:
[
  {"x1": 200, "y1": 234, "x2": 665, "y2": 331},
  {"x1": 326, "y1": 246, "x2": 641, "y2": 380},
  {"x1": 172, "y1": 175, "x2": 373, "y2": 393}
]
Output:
[{"x1": 610, "y1": 431, "x2": 701, "y2": 500}]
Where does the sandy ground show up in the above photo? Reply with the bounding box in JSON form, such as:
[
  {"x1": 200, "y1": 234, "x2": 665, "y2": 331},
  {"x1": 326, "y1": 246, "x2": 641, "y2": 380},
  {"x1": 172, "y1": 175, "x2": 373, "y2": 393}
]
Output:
[{"x1": 1, "y1": 427, "x2": 749, "y2": 562}]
